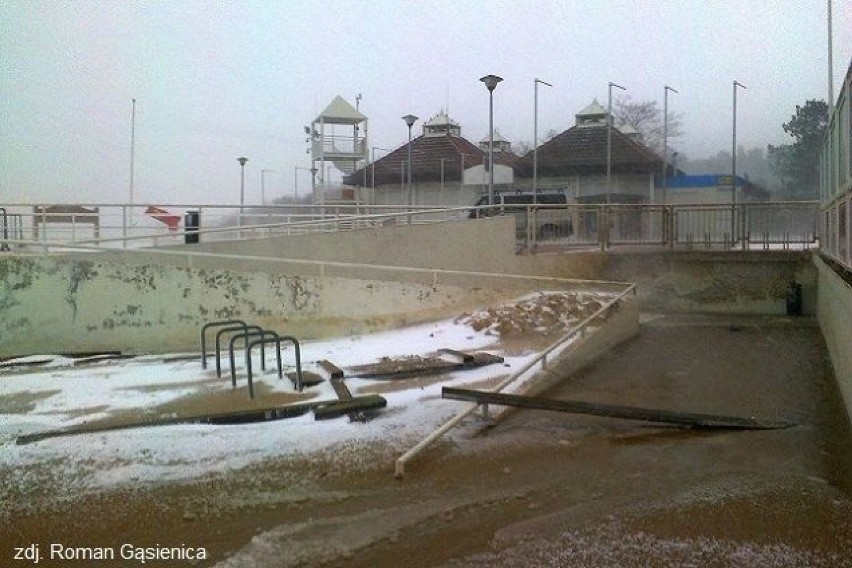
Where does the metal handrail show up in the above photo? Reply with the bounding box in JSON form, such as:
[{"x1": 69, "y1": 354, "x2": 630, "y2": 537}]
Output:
[{"x1": 393, "y1": 282, "x2": 637, "y2": 478}]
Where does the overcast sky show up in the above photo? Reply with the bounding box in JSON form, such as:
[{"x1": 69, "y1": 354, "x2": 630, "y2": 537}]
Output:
[{"x1": 1, "y1": 0, "x2": 850, "y2": 206}]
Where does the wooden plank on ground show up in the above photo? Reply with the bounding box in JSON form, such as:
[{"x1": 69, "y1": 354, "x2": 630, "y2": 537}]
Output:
[
  {"x1": 331, "y1": 378, "x2": 353, "y2": 400},
  {"x1": 313, "y1": 394, "x2": 387, "y2": 421},
  {"x1": 16, "y1": 401, "x2": 322, "y2": 445},
  {"x1": 442, "y1": 387, "x2": 794, "y2": 430},
  {"x1": 438, "y1": 348, "x2": 475, "y2": 364},
  {"x1": 317, "y1": 359, "x2": 345, "y2": 380}
]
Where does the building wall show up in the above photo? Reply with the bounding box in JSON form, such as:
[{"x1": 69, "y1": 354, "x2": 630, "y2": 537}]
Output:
[
  {"x1": 820, "y1": 59, "x2": 852, "y2": 270},
  {"x1": 815, "y1": 256, "x2": 852, "y2": 423}
]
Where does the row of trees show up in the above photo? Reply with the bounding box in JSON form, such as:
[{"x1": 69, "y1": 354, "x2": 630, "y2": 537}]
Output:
[{"x1": 625, "y1": 97, "x2": 827, "y2": 200}]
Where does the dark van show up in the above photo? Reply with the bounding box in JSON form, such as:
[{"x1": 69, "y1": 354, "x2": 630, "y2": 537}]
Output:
[{"x1": 469, "y1": 192, "x2": 573, "y2": 240}]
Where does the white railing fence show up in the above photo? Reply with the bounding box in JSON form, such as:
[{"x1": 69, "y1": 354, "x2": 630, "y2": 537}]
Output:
[{"x1": 1, "y1": 201, "x2": 819, "y2": 253}]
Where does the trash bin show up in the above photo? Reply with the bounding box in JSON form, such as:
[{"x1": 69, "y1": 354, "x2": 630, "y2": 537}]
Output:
[
  {"x1": 184, "y1": 209, "x2": 200, "y2": 244},
  {"x1": 785, "y1": 281, "x2": 802, "y2": 316}
]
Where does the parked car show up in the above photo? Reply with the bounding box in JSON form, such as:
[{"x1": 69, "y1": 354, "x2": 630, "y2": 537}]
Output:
[{"x1": 468, "y1": 191, "x2": 573, "y2": 240}]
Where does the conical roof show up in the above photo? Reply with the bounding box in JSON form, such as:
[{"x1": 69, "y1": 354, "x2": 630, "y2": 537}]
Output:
[
  {"x1": 315, "y1": 95, "x2": 367, "y2": 124},
  {"x1": 576, "y1": 98, "x2": 607, "y2": 117}
]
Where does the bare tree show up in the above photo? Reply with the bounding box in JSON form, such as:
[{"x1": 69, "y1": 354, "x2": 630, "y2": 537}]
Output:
[
  {"x1": 513, "y1": 140, "x2": 532, "y2": 156},
  {"x1": 613, "y1": 95, "x2": 683, "y2": 155}
]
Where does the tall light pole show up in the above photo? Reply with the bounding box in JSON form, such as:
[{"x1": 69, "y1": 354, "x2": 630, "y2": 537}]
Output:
[
  {"x1": 261, "y1": 168, "x2": 276, "y2": 204},
  {"x1": 125, "y1": 98, "x2": 137, "y2": 246},
  {"x1": 607, "y1": 82, "x2": 627, "y2": 204},
  {"x1": 237, "y1": 157, "x2": 248, "y2": 225},
  {"x1": 732, "y1": 80, "x2": 746, "y2": 246},
  {"x1": 533, "y1": 78, "x2": 553, "y2": 202},
  {"x1": 402, "y1": 114, "x2": 418, "y2": 221},
  {"x1": 828, "y1": 0, "x2": 834, "y2": 115},
  {"x1": 371, "y1": 146, "x2": 389, "y2": 193},
  {"x1": 662, "y1": 85, "x2": 678, "y2": 204},
  {"x1": 480, "y1": 74, "x2": 503, "y2": 205}
]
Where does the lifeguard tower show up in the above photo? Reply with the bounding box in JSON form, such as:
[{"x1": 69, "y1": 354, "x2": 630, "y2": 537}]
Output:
[{"x1": 307, "y1": 96, "x2": 368, "y2": 208}]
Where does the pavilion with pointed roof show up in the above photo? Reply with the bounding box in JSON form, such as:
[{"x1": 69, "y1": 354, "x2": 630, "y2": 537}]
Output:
[
  {"x1": 343, "y1": 111, "x2": 497, "y2": 207},
  {"x1": 513, "y1": 99, "x2": 664, "y2": 204}
]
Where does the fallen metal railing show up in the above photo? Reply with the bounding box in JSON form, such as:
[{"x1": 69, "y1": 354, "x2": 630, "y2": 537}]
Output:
[{"x1": 393, "y1": 283, "x2": 637, "y2": 478}]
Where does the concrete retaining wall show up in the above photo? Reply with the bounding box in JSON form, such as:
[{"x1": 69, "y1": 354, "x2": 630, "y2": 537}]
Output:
[
  {"x1": 815, "y1": 256, "x2": 852, "y2": 422},
  {"x1": 0, "y1": 217, "x2": 822, "y2": 358},
  {"x1": 0, "y1": 254, "x2": 534, "y2": 358},
  {"x1": 167, "y1": 217, "x2": 817, "y2": 316},
  {"x1": 579, "y1": 251, "x2": 817, "y2": 315}
]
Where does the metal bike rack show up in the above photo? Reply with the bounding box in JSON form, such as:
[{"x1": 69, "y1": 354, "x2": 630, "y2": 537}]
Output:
[
  {"x1": 214, "y1": 324, "x2": 264, "y2": 378},
  {"x1": 245, "y1": 334, "x2": 285, "y2": 398},
  {"x1": 278, "y1": 335, "x2": 304, "y2": 392},
  {"x1": 200, "y1": 320, "x2": 246, "y2": 369},
  {"x1": 228, "y1": 329, "x2": 281, "y2": 387}
]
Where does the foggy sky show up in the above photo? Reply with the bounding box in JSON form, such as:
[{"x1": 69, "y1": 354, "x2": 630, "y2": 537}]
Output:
[{"x1": 1, "y1": 0, "x2": 850, "y2": 206}]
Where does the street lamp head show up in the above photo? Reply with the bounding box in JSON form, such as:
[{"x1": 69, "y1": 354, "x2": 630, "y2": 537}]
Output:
[
  {"x1": 734, "y1": 80, "x2": 747, "y2": 90},
  {"x1": 402, "y1": 114, "x2": 418, "y2": 128},
  {"x1": 480, "y1": 74, "x2": 503, "y2": 91},
  {"x1": 665, "y1": 85, "x2": 679, "y2": 94},
  {"x1": 237, "y1": 157, "x2": 248, "y2": 166}
]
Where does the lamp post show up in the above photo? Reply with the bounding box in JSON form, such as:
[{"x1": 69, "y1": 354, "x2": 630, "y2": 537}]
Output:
[
  {"x1": 371, "y1": 146, "x2": 389, "y2": 193},
  {"x1": 480, "y1": 74, "x2": 503, "y2": 205},
  {"x1": 294, "y1": 166, "x2": 314, "y2": 202},
  {"x1": 607, "y1": 82, "x2": 626, "y2": 205},
  {"x1": 261, "y1": 169, "x2": 276, "y2": 204},
  {"x1": 533, "y1": 78, "x2": 553, "y2": 202},
  {"x1": 402, "y1": 114, "x2": 418, "y2": 222},
  {"x1": 662, "y1": 86, "x2": 678, "y2": 204},
  {"x1": 310, "y1": 166, "x2": 318, "y2": 216},
  {"x1": 237, "y1": 157, "x2": 248, "y2": 225},
  {"x1": 732, "y1": 80, "x2": 746, "y2": 246}
]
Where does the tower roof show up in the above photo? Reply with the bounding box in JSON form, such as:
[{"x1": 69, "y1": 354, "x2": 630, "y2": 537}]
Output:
[
  {"x1": 575, "y1": 98, "x2": 607, "y2": 117},
  {"x1": 315, "y1": 95, "x2": 367, "y2": 124}
]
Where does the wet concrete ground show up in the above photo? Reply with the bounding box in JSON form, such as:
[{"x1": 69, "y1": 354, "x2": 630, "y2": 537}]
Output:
[{"x1": 3, "y1": 313, "x2": 851, "y2": 567}]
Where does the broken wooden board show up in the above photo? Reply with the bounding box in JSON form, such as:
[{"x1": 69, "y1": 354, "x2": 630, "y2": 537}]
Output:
[
  {"x1": 331, "y1": 378, "x2": 353, "y2": 400},
  {"x1": 287, "y1": 370, "x2": 325, "y2": 388},
  {"x1": 438, "y1": 348, "x2": 474, "y2": 364},
  {"x1": 313, "y1": 394, "x2": 387, "y2": 421},
  {"x1": 442, "y1": 387, "x2": 794, "y2": 430},
  {"x1": 348, "y1": 351, "x2": 504, "y2": 380},
  {"x1": 317, "y1": 359, "x2": 345, "y2": 380},
  {"x1": 15, "y1": 395, "x2": 387, "y2": 445}
]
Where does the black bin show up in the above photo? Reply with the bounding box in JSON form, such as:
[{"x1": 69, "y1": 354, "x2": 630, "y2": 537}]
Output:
[
  {"x1": 785, "y1": 281, "x2": 802, "y2": 316},
  {"x1": 184, "y1": 209, "x2": 200, "y2": 244}
]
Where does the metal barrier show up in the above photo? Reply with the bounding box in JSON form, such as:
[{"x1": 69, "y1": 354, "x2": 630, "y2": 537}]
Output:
[
  {"x1": 0, "y1": 207, "x2": 23, "y2": 252},
  {"x1": 512, "y1": 202, "x2": 820, "y2": 251},
  {"x1": 0, "y1": 202, "x2": 466, "y2": 250},
  {"x1": 0, "y1": 200, "x2": 820, "y2": 253}
]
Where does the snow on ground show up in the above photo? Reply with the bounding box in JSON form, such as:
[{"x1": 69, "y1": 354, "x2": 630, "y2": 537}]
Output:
[{"x1": 0, "y1": 291, "x2": 610, "y2": 497}]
